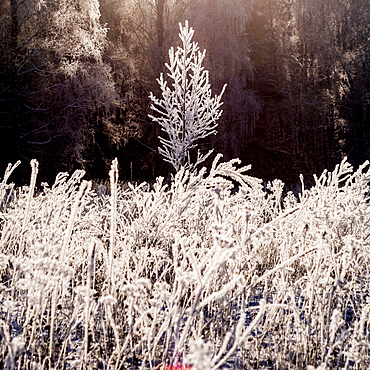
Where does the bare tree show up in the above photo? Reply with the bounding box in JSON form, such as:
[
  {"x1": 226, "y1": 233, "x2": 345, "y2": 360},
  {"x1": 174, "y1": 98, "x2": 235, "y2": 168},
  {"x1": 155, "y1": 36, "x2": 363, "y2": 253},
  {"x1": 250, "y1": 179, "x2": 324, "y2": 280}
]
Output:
[
  {"x1": 0, "y1": 0, "x2": 119, "y2": 177},
  {"x1": 149, "y1": 21, "x2": 226, "y2": 172}
]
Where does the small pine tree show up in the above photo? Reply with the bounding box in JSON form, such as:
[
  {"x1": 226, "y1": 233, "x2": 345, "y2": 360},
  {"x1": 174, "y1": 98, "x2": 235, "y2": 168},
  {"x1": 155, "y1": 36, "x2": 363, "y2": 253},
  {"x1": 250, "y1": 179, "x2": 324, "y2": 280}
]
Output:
[{"x1": 149, "y1": 20, "x2": 226, "y2": 172}]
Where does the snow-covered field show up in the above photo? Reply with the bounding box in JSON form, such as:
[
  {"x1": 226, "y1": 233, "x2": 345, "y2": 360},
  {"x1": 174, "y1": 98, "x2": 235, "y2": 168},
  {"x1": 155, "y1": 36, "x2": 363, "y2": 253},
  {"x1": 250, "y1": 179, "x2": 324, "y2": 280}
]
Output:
[{"x1": 1, "y1": 155, "x2": 370, "y2": 369}]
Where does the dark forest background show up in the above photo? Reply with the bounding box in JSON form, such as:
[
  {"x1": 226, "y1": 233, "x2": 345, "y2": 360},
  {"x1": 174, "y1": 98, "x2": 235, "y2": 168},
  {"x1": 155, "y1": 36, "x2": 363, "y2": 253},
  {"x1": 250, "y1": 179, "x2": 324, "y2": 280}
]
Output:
[{"x1": 1, "y1": 0, "x2": 369, "y2": 188}]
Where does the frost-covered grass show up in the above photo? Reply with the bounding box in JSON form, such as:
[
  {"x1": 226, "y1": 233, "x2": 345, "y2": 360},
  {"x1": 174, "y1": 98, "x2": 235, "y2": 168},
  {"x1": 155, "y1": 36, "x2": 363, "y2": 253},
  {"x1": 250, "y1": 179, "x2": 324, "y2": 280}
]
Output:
[{"x1": 1, "y1": 155, "x2": 370, "y2": 369}]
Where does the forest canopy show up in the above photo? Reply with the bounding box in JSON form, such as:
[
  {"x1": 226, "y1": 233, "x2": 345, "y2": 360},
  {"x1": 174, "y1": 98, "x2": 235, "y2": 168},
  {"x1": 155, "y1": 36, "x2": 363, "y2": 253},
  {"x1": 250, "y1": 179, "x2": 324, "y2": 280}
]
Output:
[{"x1": 0, "y1": 0, "x2": 369, "y2": 186}]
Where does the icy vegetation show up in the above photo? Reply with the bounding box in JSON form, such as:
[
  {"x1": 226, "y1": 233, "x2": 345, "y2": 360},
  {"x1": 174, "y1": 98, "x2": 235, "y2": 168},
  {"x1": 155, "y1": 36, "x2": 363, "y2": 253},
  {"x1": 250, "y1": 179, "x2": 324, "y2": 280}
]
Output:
[
  {"x1": 0, "y1": 155, "x2": 370, "y2": 369},
  {"x1": 149, "y1": 21, "x2": 226, "y2": 172},
  {"x1": 1, "y1": 20, "x2": 370, "y2": 370}
]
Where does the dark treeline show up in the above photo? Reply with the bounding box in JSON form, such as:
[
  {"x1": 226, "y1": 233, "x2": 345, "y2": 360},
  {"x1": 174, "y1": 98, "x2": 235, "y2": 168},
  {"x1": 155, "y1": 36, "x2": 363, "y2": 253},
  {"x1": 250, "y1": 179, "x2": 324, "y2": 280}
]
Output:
[{"x1": 1, "y1": 0, "x2": 369, "y2": 187}]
